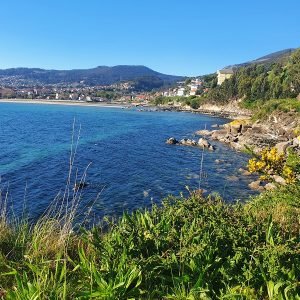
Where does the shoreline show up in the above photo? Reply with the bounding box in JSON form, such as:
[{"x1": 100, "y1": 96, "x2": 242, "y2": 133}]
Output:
[
  {"x1": 0, "y1": 98, "x2": 126, "y2": 108},
  {"x1": 0, "y1": 98, "x2": 250, "y2": 119}
]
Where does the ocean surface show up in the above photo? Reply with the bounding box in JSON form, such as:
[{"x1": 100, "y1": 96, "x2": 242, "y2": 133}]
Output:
[{"x1": 0, "y1": 103, "x2": 257, "y2": 224}]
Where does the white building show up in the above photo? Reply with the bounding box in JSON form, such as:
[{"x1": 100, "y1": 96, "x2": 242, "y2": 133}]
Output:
[{"x1": 177, "y1": 87, "x2": 185, "y2": 96}]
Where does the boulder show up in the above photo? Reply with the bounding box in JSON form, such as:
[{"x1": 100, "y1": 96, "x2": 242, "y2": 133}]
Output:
[
  {"x1": 274, "y1": 141, "x2": 291, "y2": 154},
  {"x1": 230, "y1": 124, "x2": 242, "y2": 135},
  {"x1": 265, "y1": 183, "x2": 276, "y2": 191},
  {"x1": 208, "y1": 144, "x2": 216, "y2": 151},
  {"x1": 238, "y1": 168, "x2": 251, "y2": 176},
  {"x1": 198, "y1": 138, "x2": 210, "y2": 148},
  {"x1": 211, "y1": 129, "x2": 227, "y2": 140},
  {"x1": 272, "y1": 175, "x2": 286, "y2": 185},
  {"x1": 211, "y1": 124, "x2": 219, "y2": 128},
  {"x1": 226, "y1": 175, "x2": 239, "y2": 182},
  {"x1": 166, "y1": 137, "x2": 178, "y2": 145},
  {"x1": 241, "y1": 125, "x2": 252, "y2": 133},
  {"x1": 248, "y1": 180, "x2": 264, "y2": 191},
  {"x1": 215, "y1": 159, "x2": 225, "y2": 164},
  {"x1": 180, "y1": 138, "x2": 197, "y2": 146},
  {"x1": 293, "y1": 136, "x2": 300, "y2": 147}
]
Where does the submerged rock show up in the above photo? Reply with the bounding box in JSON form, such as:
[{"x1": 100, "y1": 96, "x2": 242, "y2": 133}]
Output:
[
  {"x1": 238, "y1": 168, "x2": 251, "y2": 176},
  {"x1": 195, "y1": 129, "x2": 212, "y2": 136},
  {"x1": 74, "y1": 182, "x2": 89, "y2": 191},
  {"x1": 215, "y1": 159, "x2": 225, "y2": 164}
]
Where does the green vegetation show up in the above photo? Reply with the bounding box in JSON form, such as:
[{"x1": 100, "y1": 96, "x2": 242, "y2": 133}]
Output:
[
  {"x1": 154, "y1": 49, "x2": 300, "y2": 111},
  {"x1": 241, "y1": 98, "x2": 300, "y2": 121},
  {"x1": 248, "y1": 147, "x2": 300, "y2": 184},
  {"x1": 203, "y1": 49, "x2": 300, "y2": 105},
  {"x1": 1, "y1": 182, "x2": 300, "y2": 298},
  {"x1": 95, "y1": 90, "x2": 119, "y2": 100},
  {"x1": 153, "y1": 95, "x2": 203, "y2": 109}
]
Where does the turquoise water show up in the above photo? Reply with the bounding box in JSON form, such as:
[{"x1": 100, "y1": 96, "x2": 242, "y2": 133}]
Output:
[{"x1": 0, "y1": 103, "x2": 256, "y2": 222}]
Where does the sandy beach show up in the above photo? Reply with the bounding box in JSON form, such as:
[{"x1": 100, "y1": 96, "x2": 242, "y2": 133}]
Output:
[{"x1": 0, "y1": 98, "x2": 127, "y2": 108}]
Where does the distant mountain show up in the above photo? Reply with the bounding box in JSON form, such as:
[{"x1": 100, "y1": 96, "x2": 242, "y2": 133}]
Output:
[
  {"x1": 224, "y1": 48, "x2": 296, "y2": 70},
  {"x1": 0, "y1": 65, "x2": 183, "y2": 89}
]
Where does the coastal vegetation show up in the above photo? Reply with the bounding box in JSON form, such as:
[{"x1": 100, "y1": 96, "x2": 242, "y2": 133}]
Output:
[
  {"x1": 0, "y1": 175, "x2": 299, "y2": 299},
  {"x1": 201, "y1": 49, "x2": 300, "y2": 105},
  {"x1": 152, "y1": 49, "x2": 300, "y2": 114}
]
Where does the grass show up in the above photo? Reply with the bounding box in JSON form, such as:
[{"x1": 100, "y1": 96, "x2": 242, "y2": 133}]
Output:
[{"x1": 0, "y1": 184, "x2": 299, "y2": 299}]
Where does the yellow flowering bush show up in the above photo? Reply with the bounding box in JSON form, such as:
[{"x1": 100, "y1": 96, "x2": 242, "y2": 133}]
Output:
[{"x1": 248, "y1": 147, "x2": 298, "y2": 184}]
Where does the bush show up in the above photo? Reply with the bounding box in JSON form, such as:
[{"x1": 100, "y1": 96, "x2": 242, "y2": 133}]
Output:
[{"x1": 248, "y1": 147, "x2": 299, "y2": 184}]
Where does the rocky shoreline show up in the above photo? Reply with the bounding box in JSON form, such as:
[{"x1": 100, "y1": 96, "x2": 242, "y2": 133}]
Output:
[
  {"x1": 166, "y1": 109, "x2": 300, "y2": 192},
  {"x1": 195, "y1": 111, "x2": 300, "y2": 154},
  {"x1": 156, "y1": 100, "x2": 252, "y2": 119}
]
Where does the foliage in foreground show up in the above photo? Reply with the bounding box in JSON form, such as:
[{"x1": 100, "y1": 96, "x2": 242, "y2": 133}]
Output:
[
  {"x1": 0, "y1": 185, "x2": 300, "y2": 299},
  {"x1": 248, "y1": 147, "x2": 300, "y2": 184}
]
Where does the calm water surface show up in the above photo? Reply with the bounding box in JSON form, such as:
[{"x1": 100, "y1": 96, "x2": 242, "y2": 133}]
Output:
[{"x1": 0, "y1": 103, "x2": 257, "y2": 223}]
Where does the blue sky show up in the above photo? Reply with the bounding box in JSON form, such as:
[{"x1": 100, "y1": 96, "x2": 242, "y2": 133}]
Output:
[{"x1": 0, "y1": 0, "x2": 299, "y2": 76}]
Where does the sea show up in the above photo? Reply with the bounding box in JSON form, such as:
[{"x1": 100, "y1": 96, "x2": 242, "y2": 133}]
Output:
[{"x1": 0, "y1": 103, "x2": 257, "y2": 224}]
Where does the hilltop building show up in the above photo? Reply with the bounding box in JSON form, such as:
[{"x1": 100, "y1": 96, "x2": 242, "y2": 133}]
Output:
[{"x1": 217, "y1": 68, "x2": 234, "y2": 85}]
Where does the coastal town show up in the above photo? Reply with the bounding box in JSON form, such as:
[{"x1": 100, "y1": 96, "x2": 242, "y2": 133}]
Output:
[{"x1": 0, "y1": 70, "x2": 230, "y2": 104}]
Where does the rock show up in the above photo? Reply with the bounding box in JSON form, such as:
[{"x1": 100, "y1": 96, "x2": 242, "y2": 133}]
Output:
[
  {"x1": 211, "y1": 124, "x2": 219, "y2": 128},
  {"x1": 265, "y1": 183, "x2": 276, "y2": 191},
  {"x1": 248, "y1": 180, "x2": 264, "y2": 191},
  {"x1": 226, "y1": 175, "x2": 239, "y2": 182},
  {"x1": 211, "y1": 129, "x2": 227, "y2": 140},
  {"x1": 230, "y1": 124, "x2": 242, "y2": 135},
  {"x1": 74, "y1": 182, "x2": 89, "y2": 191},
  {"x1": 238, "y1": 168, "x2": 251, "y2": 176},
  {"x1": 195, "y1": 129, "x2": 212, "y2": 136},
  {"x1": 293, "y1": 136, "x2": 300, "y2": 147},
  {"x1": 274, "y1": 141, "x2": 291, "y2": 154},
  {"x1": 272, "y1": 175, "x2": 286, "y2": 185},
  {"x1": 180, "y1": 138, "x2": 197, "y2": 146},
  {"x1": 166, "y1": 137, "x2": 178, "y2": 144},
  {"x1": 208, "y1": 144, "x2": 216, "y2": 151},
  {"x1": 224, "y1": 123, "x2": 231, "y2": 134},
  {"x1": 215, "y1": 159, "x2": 225, "y2": 164},
  {"x1": 249, "y1": 126, "x2": 263, "y2": 134},
  {"x1": 241, "y1": 125, "x2": 252, "y2": 133},
  {"x1": 198, "y1": 138, "x2": 210, "y2": 148}
]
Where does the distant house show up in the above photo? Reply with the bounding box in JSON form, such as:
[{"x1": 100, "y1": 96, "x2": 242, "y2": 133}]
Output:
[
  {"x1": 217, "y1": 68, "x2": 234, "y2": 85},
  {"x1": 177, "y1": 87, "x2": 185, "y2": 96},
  {"x1": 189, "y1": 84, "x2": 198, "y2": 96}
]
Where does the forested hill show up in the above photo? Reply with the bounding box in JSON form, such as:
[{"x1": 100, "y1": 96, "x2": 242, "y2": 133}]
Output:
[
  {"x1": 203, "y1": 48, "x2": 300, "y2": 105},
  {"x1": 0, "y1": 65, "x2": 183, "y2": 88},
  {"x1": 225, "y1": 48, "x2": 296, "y2": 69}
]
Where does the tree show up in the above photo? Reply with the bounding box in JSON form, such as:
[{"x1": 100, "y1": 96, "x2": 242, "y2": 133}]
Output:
[{"x1": 286, "y1": 49, "x2": 300, "y2": 95}]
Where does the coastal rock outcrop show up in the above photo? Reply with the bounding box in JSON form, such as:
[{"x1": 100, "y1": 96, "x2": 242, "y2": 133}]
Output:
[
  {"x1": 195, "y1": 112, "x2": 300, "y2": 154},
  {"x1": 166, "y1": 137, "x2": 179, "y2": 145},
  {"x1": 166, "y1": 137, "x2": 216, "y2": 150}
]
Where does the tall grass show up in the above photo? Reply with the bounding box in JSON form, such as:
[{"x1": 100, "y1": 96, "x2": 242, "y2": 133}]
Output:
[{"x1": 0, "y1": 183, "x2": 299, "y2": 299}]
